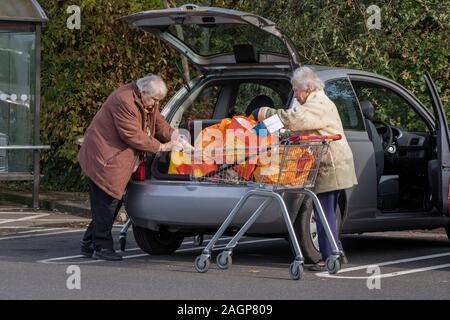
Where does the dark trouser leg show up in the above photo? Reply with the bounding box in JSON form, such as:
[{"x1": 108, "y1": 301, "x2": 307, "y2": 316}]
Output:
[
  {"x1": 81, "y1": 180, "x2": 96, "y2": 245},
  {"x1": 82, "y1": 199, "x2": 123, "y2": 245},
  {"x1": 82, "y1": 222, "x2": 94, "y2": 245},
  {"x1": 81, "y1": 179, "x2": 123, "y2": 250},
  {"x1": 314, "y1": 190, "x2": 342, "y2": 261}
]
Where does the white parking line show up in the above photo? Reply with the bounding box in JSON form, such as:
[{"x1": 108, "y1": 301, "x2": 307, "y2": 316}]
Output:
[
  {"x1": 16, "y1": 228, "x2": 67, "y2": 234},
  {"x1": 36, "y1": 237, "x2": 237, "y2": 264},
  {"x1": 315, "y1": 252, "x2": 450, "y2": 279},
  {"x1": 37, "y1": 238, "x2": 282, "y2": 265},
  {"x1": 15, "y1": 218, "x2": 90, "y2": 222},
  {"x1": 0, "y1": 212, "x2": 43, "y2": 215},
  {"x1": 36, "y1": 237, "x2": 235, "y2": 263},
  {"x1": 0, "y1": 229, "x2": 85, "y2": 241},
  {"x1": 0, "y1": 213, "x2": 50, "y2": 225},
  {"x1": 0, "y1": 226, "x2": 62, "y2": 229}
]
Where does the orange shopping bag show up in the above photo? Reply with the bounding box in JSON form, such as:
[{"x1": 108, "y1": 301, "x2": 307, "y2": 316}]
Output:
[
  {"x1": 191, "y1": 162, "x2": 218, "y2": 177},
  {"x1": 232, "y1": 163, "x2": 257, "y2": 181},
  {"x1": 254, "y1": 146, "x2": 315, "y2": 186},
  {"x1": 176, "y1": 116, "x2": 278, "y2": 180},
  {"x1": 168, "y1": 151, "x2": 192, "y2": 175}
]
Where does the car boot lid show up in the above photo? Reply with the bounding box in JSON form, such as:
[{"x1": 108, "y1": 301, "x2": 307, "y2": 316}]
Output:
[{"x1": 122, "y1": 4, "x2": 300, "y2": 72}]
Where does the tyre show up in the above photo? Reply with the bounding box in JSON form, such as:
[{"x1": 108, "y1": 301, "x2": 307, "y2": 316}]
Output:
[
  {"x1": 446, "y1": 224, "x2": 450, "y2": 241},
  {"x1": 133, "y1": 225, "x2": 184, "y2": 255},
  {"x1": 292, "y1": 197, "x2": 342, "y2": 264}
]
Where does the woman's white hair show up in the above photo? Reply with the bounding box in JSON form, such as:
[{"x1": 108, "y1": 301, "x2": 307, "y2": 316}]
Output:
[
  {"x1": 291, "y1": 66, "x2": 324, "y2": 92},
  {"x1": 136, "y1": 74, "x2": 168, "y2": 98}
]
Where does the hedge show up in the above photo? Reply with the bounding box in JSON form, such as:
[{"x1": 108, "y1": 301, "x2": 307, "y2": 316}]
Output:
[{"x1": 38, "y1": 0, "x2": 449, "y2": 191}]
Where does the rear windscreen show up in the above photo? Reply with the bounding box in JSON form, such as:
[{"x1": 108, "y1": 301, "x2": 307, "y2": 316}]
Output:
[{"x1": 167, "y1": 23, "x2": 288, "y2": 57}]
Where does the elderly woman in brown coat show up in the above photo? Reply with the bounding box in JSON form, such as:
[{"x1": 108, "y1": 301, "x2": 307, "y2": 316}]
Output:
[
  {"x1": 78, "y1": 74, "x2": 188, "y2": 261},
  {"x1": 253, "y1": 66, "x2": 357, "y2": 271}
]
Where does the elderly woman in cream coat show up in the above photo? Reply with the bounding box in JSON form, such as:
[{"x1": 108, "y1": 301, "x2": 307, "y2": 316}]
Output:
[{"x1": 253, "y1": 66, "x2": 357, "y2": 271}]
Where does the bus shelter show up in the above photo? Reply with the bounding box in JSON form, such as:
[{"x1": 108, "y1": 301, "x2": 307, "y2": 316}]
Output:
[{"x1": 0, "y1": 0, "x2": 50, "y2": 208}]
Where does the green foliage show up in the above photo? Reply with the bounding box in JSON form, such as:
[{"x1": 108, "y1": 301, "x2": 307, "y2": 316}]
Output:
[
  {"x1": 39, "y1": 0, "x2": 183, "y2": 190},
  {"x1": 208, "y1": 0, "x2": 450, "y2": 113},
  {"x1": 39, "y1": 0, "x2": 449, "y2": 191}
]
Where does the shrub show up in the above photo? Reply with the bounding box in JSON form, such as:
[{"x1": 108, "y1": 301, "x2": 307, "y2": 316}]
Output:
[{"x1": 39, "y1": 0, "x2": 449, "y2": 191}]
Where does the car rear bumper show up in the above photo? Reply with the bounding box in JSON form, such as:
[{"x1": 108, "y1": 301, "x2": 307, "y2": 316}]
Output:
[{"x1": 124, "y1": 180, "x2": 304, "y2": 234}]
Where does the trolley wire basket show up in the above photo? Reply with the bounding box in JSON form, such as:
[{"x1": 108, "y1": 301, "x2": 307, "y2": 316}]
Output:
[
  {"x1": 189, "y1": 134, "x2": 336, "y2": 190},
  {"x1": 188, "y1": 134, "x2": 345, "y2": 279}
]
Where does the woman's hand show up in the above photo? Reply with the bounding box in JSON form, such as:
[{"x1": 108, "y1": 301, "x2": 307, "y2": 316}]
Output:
[
  {"x1": 251, "y1": 108, "x2": 261, "y2": 120},
  {"x1": 175, "y1": 135, "x2": 194, "y2": 153},
  {"x1": 251, "y1": 107, "x2": 272, "y2": 122},
  {"x1": 159, "y1": 141, "x2": 174, "y2": 152}
]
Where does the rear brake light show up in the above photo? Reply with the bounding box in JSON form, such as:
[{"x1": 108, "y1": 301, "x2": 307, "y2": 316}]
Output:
[{"x1": 131, "y1": 161, "x2": 146, "y2": 181}]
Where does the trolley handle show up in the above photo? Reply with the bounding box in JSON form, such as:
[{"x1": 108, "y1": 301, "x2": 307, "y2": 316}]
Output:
[{"x1": 287, "y1": 134, "x2": 342, "y2": 143}]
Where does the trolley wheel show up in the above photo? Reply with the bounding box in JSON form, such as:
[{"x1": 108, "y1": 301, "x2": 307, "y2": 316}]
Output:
[
  {"x1": 193, "y1": 235, "x2": 204, "y2": 247},
  {"x1": 289, "y1": 261, "x2": 304, "y2": 280},
  {"x1": 326, "y1": 256, "x2": 341, "y2": 274},
  {"x1": 194, "y1": 255, "x2": 210, "y2": 273},
  {"x1": 216, "y1": 251, "x2": 232, "y2": 270},
  {"x1": 119, "y1": 236, "x2": 127, "y2": 252}
]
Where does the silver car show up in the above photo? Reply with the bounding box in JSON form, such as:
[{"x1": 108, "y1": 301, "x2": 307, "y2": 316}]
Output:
[{"x1": 122, "y1": 5, "x2": 450, "y2": 262}]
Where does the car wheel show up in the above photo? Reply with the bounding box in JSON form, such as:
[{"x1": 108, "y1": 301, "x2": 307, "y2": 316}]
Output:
[
  {"x1": 293, "y1": 197, "x2": 342, "y2": 264},
  {"x1": 445, "y1": 224, "x2": 450, "y2": 241},
  {"x1": 133, "y1": 225, "x2": 184, "y2": 255}
]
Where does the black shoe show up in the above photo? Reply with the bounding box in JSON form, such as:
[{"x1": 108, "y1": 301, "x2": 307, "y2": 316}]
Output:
[
  {"x1": 92, "y1": 249, "x2": 123, "y2": 261},
  {"x1": 80, "y1": 242, "x2": 94, "y2": 258}
]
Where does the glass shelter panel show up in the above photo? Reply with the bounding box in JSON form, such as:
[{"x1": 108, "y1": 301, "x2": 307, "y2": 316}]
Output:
[{"x1": 0, "y1": 30, "x2": 35, "y2": 172}]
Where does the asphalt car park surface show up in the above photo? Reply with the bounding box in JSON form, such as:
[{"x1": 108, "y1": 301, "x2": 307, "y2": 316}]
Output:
[
  {"x1": 0, "y1": 201, "x2": 449, "y2": 300},
  {"x1": 0, "y1": 201, "x2": 91, "y2": 238}
]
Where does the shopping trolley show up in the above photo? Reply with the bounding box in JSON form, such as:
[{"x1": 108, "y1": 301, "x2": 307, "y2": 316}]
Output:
[
  {"x1": 191, "y1": 134, "x2": 344, "y2": 280},
  {"x1": 113, "y1": 217, "x2": 132, "y2": 251}
]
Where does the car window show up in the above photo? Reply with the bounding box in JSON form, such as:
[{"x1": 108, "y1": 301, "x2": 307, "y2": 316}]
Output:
[
  {"x1": 181, "y1": 85, "x2": 221, "y2": 123},
  {"x1": 353, "y1": 83, "x2": 429, "y2": 133},
  {"x1": 324, "y1": 78, "x2": 365, "y2": 131},
  {"x1": 168, "y1": 24, "x2": 288, "y2": 57},
  {"x1": 233, "y1": 83, "x2": 284, "y2": 116}
]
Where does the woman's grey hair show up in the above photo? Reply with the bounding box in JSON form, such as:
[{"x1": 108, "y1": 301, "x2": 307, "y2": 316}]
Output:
[
  {"x1": 291, "y1": 66, "x2": 325, "y2": 92},
  {"x1": 136, "y1": 74, "x2": 168, "y2": 98}
]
